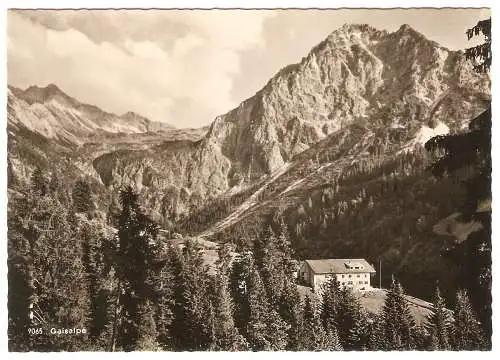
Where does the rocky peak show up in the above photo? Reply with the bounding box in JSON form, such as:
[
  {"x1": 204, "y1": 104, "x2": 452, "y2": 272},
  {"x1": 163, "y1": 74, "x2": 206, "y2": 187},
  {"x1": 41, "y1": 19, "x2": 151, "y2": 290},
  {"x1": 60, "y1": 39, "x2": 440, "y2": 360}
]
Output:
[
  {"x1": 121, "y1": 111, "x2": 148, "y2": 122},
  {"x1": 20, "y1": 83, "x2": 77, "y2": 106},
  {"x1": 203, "y1": 23, "x2": 489, "y2": 179},
  {"x1": 333, "y1": 23, "x2": 388, "y2": 38},
  {"x1": 7, "y1": 82, "x2": 175, "y2": 143},
  {"x1": 396, "y1": 23, "x2": 433, "y2": 42},
  {"x1": 324, "y1": 23, "x2": 389, "y2": 46},
  {"x1": 13, "y1": 23, "x2": 487, "y2": 222},
  {"x1": 398, "y1": 23, "x2": 415, "y2": 33}
]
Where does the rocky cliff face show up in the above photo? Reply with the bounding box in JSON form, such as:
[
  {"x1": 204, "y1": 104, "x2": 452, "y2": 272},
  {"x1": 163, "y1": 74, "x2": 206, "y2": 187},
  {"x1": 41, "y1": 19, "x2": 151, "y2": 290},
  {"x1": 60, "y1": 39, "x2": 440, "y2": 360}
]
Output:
[
  {"x1": 206, "y1": 24, "x2": 489, "y2": 179},
  {"x1": 91, "y1": 138, "x2": 232, "y2": 221}
]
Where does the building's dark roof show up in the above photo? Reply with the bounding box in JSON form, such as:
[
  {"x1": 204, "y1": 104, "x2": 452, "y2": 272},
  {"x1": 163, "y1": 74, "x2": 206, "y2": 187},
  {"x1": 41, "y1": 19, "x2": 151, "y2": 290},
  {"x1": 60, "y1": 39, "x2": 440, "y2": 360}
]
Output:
[{"x1": 304, "y1": 259, "x2": 376, "y2": 274}]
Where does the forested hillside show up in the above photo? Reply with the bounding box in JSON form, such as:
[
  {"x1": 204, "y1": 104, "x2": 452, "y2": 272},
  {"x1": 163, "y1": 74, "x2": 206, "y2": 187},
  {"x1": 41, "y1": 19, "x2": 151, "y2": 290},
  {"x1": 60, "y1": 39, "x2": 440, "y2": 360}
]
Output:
[{"x1": 7, "y1": 180, "x2": 488, "y2": 351}]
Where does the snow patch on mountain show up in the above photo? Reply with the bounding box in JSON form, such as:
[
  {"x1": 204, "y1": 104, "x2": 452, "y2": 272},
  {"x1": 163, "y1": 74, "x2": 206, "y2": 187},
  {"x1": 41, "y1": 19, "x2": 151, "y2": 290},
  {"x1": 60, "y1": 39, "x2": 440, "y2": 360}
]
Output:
[
  {"x1": 414, "y1": 121, "x2": 450, "y2": 145},
  {"x1": 399, "y1": 121, "x2": 450, "y2": 153}
]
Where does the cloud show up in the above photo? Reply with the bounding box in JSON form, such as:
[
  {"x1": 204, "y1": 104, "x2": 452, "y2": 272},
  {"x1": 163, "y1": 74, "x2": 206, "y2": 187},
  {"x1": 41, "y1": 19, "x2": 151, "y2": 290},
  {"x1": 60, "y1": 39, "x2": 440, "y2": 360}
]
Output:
[
  {"x1": 8, "y1": 9, "x2": 488, "y2": 128},
  {"x1": 7, "y1": 10, "x2": 275, "y2": 128}
]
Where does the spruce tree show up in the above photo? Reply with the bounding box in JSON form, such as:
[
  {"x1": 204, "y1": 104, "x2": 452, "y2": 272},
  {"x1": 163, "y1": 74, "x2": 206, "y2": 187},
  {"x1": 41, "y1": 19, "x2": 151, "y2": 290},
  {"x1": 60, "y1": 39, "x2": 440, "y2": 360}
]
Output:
[
  {"x1": 254, "y1": 227, "x2": 283, "y2": 304},
  {"x1": 153, "y1": 273, "x2": 174, "y2": 350},
  {"x1": 325, "y1": 326, "x2": 343, "y2": 351},
  {"x1": 366, "y1": 314, "x2": 385, "y2": 351},
  {"x1": 246, "y1": 267, "x2": 288, "y2": 350},
  {"x1": 160, "y1": 243, "x2": 184, "y2": 350},
  {"x1": 136, "y1": 300, "x2": 160, "y2": 351},
  {"x1": 426, "y1": 286, "x2": 451, "y2": 350},
  {"x1": 465, "y1": 18, "x2": 491, "y2": 73},
  {"x1": 114, "y1": 186, "x2": 162, "y2": 351},
  {"x1": 426, "y1": 18, "x2": 492, "y2": 338},
  {"x1": 230, "y1": 251, "x2": 254, "y2": 334},
  {"x1": 81, "y1": 223, "x2": 112, "y2": 347},
  {"x1": 246, "y1": 268, "x2": 271, "y2": 350},
  {"x1": 299, "y1": 295, "x2": 339, "y2": 351},
  {"x1": 170, "y1": 239, "x2": 211, "y2": 350},
  {"x1": 72, "y1": 179, "x2": 93, "y2": 214},
  {"x1": 413, "y1": 324, "x2": 432, "y2": 350},
  {"x1": 9, "y1": 192, "x2": 91, "y2": 351},
  {"x1": 263, "y1": 308, "x2": 289, "y2": 351},
  {"x1": 30, "y1": 167, "x2": 48, "y2": 196},
  {"x1": 276, "y1": 218, "x2": 296, "y2": 274},
  {"x1": 381, "y1": 280, "x2": 417, "y2": 350},
  {"x1": 451, "y1": 290, "x2": 487, "y2": 350},
  {"x1": 336, "y1": 288, "x2": 369, "y2": 350},
  {"x1": 349, "y1": 308, "x2": 371, "y2": 350},
  {"x1": 279, "y1": 277, "x2": 303, "y2": 350},
  {"x1": 7, "y1": 225, "x2": 36, "y2": 351},
  {"x1": 321, "y1": 276, "x2": 341, "y2": 331},
  {"x1": 207, "y1": 266, "x2": 247, "y2": 350}
]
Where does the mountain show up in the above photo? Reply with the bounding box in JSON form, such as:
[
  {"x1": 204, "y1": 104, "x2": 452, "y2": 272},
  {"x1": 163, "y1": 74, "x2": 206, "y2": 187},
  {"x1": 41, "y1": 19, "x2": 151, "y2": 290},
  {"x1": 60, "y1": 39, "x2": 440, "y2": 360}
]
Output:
[
  {"x1": 7, "y1": 83, "x2": 184, "y2": 215},
  {"x1": 7, "y1": 83, "x2": 174, "y2": 145},
  {"x1": 86, "y1": 24, "x2": 489, "y2": 222},
  {"x1": 7, "y1": 23, "x2": 490, "y2": 305},
  {"x1": 204, "y1": 24, "x2": 488, "y2": 178}
]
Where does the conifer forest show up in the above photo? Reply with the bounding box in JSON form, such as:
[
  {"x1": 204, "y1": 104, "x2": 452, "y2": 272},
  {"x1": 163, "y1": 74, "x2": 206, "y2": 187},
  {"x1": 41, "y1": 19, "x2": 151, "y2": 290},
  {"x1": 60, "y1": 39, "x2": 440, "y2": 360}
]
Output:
[{"x1": 6, "y1": 10, "x2": 492, "y2": 352}]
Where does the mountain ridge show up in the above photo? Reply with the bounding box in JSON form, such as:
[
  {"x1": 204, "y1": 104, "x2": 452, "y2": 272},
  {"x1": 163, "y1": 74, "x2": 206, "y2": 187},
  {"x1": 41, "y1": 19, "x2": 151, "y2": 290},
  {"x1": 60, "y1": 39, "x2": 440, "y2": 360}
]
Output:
[
  {"x1": 7, "y1": 83, "x2": 175, "y2": 145},
  {"x1": 203, "y1": 23, "x2": 488, "y2": 178},
  {"x1": 7, "y1": 22, "x2": 490, "y2": 230},
  {"x1": 88, "y1": 23, "x2": 487, "y2": 226}
]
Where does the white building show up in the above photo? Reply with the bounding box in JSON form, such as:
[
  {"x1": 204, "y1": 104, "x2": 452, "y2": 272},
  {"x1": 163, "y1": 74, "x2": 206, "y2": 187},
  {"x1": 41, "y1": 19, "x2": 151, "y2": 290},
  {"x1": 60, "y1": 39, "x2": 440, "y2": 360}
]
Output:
[{"x1": 298, "y1": 258, "x2": 376, "y2": 292}]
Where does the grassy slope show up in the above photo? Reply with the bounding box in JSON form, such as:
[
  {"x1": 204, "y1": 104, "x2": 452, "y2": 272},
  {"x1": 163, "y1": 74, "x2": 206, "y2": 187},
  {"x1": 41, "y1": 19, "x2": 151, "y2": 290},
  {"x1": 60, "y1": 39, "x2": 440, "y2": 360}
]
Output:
[{"x1": 297, "y1": 285, "x2": 434, "y2": 325}]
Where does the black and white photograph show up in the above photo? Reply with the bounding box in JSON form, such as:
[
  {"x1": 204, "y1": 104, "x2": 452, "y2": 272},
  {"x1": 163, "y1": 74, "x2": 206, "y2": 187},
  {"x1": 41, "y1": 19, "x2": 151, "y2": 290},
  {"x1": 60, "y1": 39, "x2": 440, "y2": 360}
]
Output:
[{"x1": 5, "y1": 6, "x2": 492, "y2": 352}]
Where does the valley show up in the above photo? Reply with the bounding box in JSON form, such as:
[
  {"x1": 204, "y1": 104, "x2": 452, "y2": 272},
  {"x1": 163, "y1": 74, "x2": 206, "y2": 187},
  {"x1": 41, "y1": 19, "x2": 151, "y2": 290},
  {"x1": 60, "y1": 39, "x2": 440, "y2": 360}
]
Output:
[{"x1": 7, "y1": 22, "x2": 490, "y2": 321}]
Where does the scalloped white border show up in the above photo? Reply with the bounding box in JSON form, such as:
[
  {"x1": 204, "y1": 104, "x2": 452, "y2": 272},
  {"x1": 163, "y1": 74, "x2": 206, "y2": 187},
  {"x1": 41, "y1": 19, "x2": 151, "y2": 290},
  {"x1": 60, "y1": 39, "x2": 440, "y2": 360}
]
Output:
[{"x1": 0, "y1": 2, "x2": 496, "y2": 359}]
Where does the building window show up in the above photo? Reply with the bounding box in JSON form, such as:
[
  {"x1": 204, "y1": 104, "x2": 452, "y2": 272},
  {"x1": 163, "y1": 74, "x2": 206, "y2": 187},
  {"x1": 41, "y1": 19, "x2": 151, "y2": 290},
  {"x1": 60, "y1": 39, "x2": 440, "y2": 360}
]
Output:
[
  {"x1": 357, "y1": 274, "x2": 360, "y2": 278},
  {"x1": 359, "y1": 281, "x2": 363, "y2": 284},
  {"x1": 342, "y1": 274, "x2": 345, "y2": 278},
  {"x1": 365, "y1": 281, "x2": 368, "y2": 284},
  {"x1": 348, "y1": 274, "x2": 352, "y2": 278},
  {"x1": 348, "y1": 281, "x2": 353, "y2": 285},
  {"x1": 365, "y1": 274, "x2": 368, "y2": 278}
]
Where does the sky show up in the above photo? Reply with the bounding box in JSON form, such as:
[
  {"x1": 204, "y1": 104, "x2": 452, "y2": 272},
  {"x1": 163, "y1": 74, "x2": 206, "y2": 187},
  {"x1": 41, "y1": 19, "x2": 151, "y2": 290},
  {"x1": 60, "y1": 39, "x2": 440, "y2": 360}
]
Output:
[{"x1": 7, "y1": 8, "x2": 490, "y2": 128}]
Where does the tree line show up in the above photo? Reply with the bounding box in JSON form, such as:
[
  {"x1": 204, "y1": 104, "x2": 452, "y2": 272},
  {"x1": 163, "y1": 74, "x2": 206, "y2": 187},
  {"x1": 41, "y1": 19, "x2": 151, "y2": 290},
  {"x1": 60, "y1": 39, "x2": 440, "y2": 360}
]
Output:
[{"x1": 8, "y1": 173, "x2": 489, "y2": 351}]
